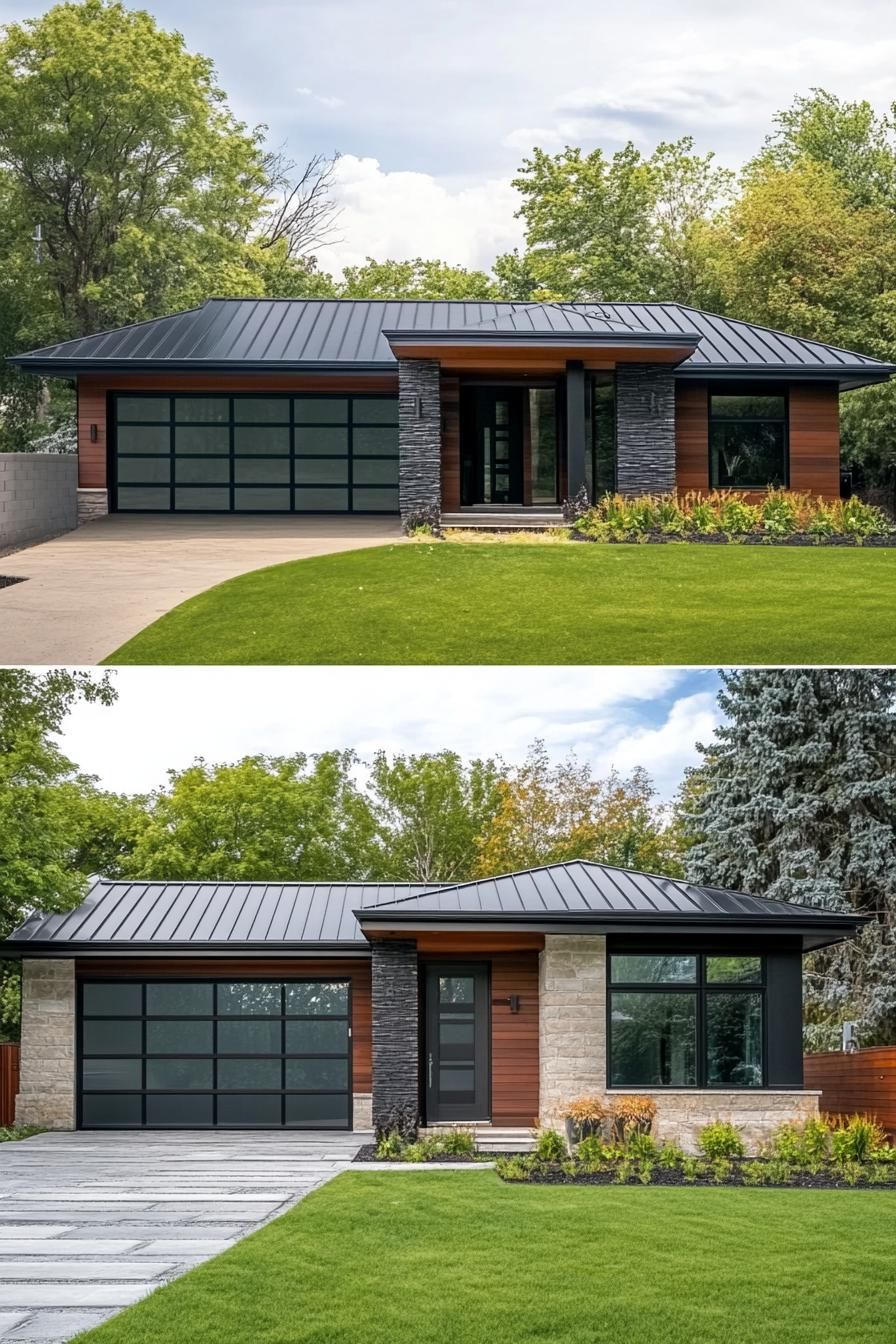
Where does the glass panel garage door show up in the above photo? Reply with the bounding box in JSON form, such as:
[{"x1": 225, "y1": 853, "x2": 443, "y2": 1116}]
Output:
[
  {"x1": 112, "y1": 393, "x2": 399, "y2": 513},
  {"x1": 78, "y1": 980, "x2": 351, "y2": 1129}
]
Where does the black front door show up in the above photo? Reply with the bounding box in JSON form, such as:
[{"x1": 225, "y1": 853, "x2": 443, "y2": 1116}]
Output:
[
  {"x1": 461, "y1": 388, "x2": 524, "y2": 505},
  {"x1": 424, "y1": 963, "x2": 490, "y2": 1123}
]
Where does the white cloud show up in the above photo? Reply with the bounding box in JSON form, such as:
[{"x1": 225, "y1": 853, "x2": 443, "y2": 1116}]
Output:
[
  {"x1": 58, "y1": 667, "x2": 717, "y2": 802},
  {"x1": 323, "y1": 155, "x2": 525, "y2": 275},
  {"x1": 296, "y1": 86, "x2": 344, "y2": 110}
]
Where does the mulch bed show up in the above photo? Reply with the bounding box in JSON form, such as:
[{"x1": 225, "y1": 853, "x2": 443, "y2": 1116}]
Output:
[
  {"x1": 0, "y1": 575, "x2": 27, "y2": 589},
  {"x1": 511, "y1": 1164, "x2": 896, "y2": 1189},
  {"x1": 569, "y1": 531, "x2": 896, "y2": 547}
]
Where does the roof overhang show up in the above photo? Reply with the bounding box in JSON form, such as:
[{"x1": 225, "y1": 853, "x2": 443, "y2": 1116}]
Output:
[
  {"x1": 0, "y1": 940, "x2": 372, "y2": 960},
  {"x1": 384, "y1": 328, "x2": 698, "y2": 373},
  {"x1": 6, "y1": 356, "x2": 397, "y2": 378},
  {"x1": 354, "y1": 909, "x2": 869, "y2": 952},
  {"x1": 675, "y1": 366, "x2": 896, "y2": 391}
]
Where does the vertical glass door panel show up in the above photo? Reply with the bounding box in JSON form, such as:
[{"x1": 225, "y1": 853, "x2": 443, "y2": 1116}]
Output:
[{"x1": 425, "y1": 964, "x2": 489, "y2": 1122}]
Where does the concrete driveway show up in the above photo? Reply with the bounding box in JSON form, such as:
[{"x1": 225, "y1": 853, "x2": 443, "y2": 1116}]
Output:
[
  {"x1": 0, "y1": 1129, "x2": 363, "y2": 1342},
  {"x1": 0, "y1": 514, "x2": 402, "y2": 665}
]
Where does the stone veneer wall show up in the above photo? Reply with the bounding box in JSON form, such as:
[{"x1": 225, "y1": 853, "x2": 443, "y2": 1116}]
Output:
[
  {"x1": 398, "y1": 358, "x2": 441, "y2": 522},
  {"x1": 616, "y1": 1089, "x2": 821, "y2": 1155},
  {"x1": 16, "y1": 959, "x2": 76, "y2": 1129},
  {"x1": 370, "y1": 939, "x2": 419, "y2": 1132},
  {"x1": 615, "y1": 363, "x2": 677, "y2": 495},
  {"x1": 539, "y1": 935, "x2": 607, "y2": 1128},
  {"x1": 77, "y1": 488, "x2": 109, "y2": 524},
  {"x1": 352, "y1": 1092, "x2": 373, "y2": 1131}
]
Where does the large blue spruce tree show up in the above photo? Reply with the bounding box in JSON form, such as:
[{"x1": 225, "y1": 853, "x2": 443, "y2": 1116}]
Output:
[{"x1": 683, "y1": 669, "x2": 896, "y2": 1047}]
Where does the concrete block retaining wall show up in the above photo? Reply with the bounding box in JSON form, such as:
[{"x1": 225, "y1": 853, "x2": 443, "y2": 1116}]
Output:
[{"x1": 0, "y1": 454, "x2": 77, "y2": 550}]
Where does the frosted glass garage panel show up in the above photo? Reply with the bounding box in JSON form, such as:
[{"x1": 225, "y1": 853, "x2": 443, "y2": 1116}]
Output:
[
  {"x1": 234, "y1": 488, "x2": 291, "y2": 511},
  {"x1": 116, "y1": 425, "x2": 170, "y2": 454},
  {"x1": 294, "y1": 427, "x2": 349, "y2": 456},
  {"x1": 234, "y1": 458, "x2": 290, "y2": 485},
  {"x1": 353, "y1": 458, "x2": 398, "y2": 485},
  {"x1": 117, "y1": 397, "x2": 170, "y2": 421},
  {"x1": 234, "y1": 398, "x2": 290, "y2": 424},
  {"x1": 353, "y1": 426, "x2": 398, "y2": 455},
  {"x1": 174, "y1": 488, "x2": 230, "y2": 510},
  {"x1": 116, "y1": 487, "x2": 172, "y2": 510},
  {"x1": 294, "y1": 458, "x2": 348, "y2": 485},
  {"x1": 293, "y1": 398, "x2": 348, "y2": 423},
  {"x1": 233, "y1": 427, "x2": 290, "y2": 455},
  {"x1": 353, "y1": 487, "x2": 399, "y2": 511},
  {"x1": 352, "y1": 398, "x2": 399, "y2": 424},
  {"x1": 294, "y1": 487, "x2": 349, "y2": 510},
  {"x1": 175, "y1": 398, "x2": 230, "y2": 423},
  {"x1": 117, "y1": 457, "x2": 170, "y2": 484}
]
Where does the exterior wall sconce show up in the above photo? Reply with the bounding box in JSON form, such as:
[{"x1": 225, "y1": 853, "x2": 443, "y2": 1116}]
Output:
[
  {"x1": 492, "y1": 995, "x2": 522, "y2": 1014},
  {"x1": 90, "y1": 424, "x2": 98, "y2": 442}
]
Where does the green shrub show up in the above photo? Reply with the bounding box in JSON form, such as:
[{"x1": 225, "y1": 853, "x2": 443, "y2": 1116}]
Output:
[
  {"x1": 402, "y1": 1141, "x2": 428, "y2": 1163},
  {"x1": 740, "y1": 1161, "x2": 765, "y2": 1186},
  {"x1": 0, "y1": 1125, "x2": 44, "y2": 1143},
  {"x1": 575, "y1": 1135, "x2": 610, "y2": 1165},
  {"x1": 375, "y1": 1131, "x2": 405, "y2": 1160},
  {"x1": 801, "y1": 1116, "x2": 832, "y2": 1164},
  {"x1": 839, "y1": 496, "x2": 889, "y2": 537},
  {"x1": 830, "y1": 1114, "x2": 885, "y2": 1164},
  {"x1": 760, "y1": 491, "x2": 798, "y2": 535},
  {"x1": 718, "y1": 496, "x2": 761, "y2": 535},
  {"x1": 765, "y1": 1158, "x2": 795, "y2": 1185},
  {"x1": 534, "y1": 1128, "x2": 568, "y2": 1163},
  {"x1": 697, "y1": 1121, "x2": 746, "y2": 1160},
  {"x1": 495, "y1": 1155, "x2": 533, "y2": 1182},
  {"x1": 685, "y1": 497, "x2": 720, "y2": 534},
  {"x1": 681, "y1": 1156, "x2": 701, "y2": 1183},
  {"x1": 657, "y1": 1141, "x2": 686, "y2": 1170},
  {"x1": 625, "y1": 1131, "x2": 659, "y2": 1162},
  {"x1": 437, "y1": 1129, "x2": 476, "y2": 1157},
  {"x1": 711, "y1": 1157, "x2": 732, "y2": 1184},
  {"x1": 768, "y1": 1122, "x2": 804, "y2": 1164},
  {"x1": 637, "y1": 1160, "x2": 655, "y2": 1185}
]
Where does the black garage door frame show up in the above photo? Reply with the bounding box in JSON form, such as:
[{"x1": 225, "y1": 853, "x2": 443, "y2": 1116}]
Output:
[
  {"x1": 109, "y1": 389, "x2": 400, "y2": 514},
  {"x1": 77, "y1": 977, "x2": 353, "y2": 1130}
]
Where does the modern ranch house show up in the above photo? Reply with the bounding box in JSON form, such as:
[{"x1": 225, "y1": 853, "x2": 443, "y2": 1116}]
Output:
[
  {"x1": 5, "y1": 862, "x2": 865, "y2": 1151},
  {"x1": 10, "y1": 300, "x2": 895, "y2": 526}
]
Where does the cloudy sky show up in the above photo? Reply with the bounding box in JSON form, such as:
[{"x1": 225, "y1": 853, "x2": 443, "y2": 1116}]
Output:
[
  {"x1": 58, "y1": 667, "x2": 722, "y2": 800},
  {"x1": 2, "y1": 0, "x2": 894, "y2": 272}
]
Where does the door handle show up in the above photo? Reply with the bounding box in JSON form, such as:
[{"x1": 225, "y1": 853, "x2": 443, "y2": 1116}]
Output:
[{"x1": 428, "y1": 1052, "x2": 433, "y2": 1088}]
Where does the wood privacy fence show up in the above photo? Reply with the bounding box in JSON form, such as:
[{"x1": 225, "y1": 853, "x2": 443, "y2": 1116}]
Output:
[
  {"x1": 0, "y1": 1043, "x2": 19, "y2": 1128},
  {"x1": 804, "y1": 1047, "x2": 896, "y2": 1134}
]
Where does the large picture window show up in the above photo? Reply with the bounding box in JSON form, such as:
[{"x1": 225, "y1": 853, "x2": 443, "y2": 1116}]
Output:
[
  {"x1": 609, "y1": 953, "x2": 764, "y2": 1089},
  {"x1": 113, "y1": 393, "x2": 399, "y2": 513},
  {"x1": 709, "y1": 390, "x2": 787, "y2": 490}
]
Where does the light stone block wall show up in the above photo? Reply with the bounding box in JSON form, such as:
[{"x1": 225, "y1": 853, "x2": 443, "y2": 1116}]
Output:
[
  {"x1": 0, "y1": 454, "x2": 77, "y2": 550},
  {"x1": 614, "y1": 1089, "x2": 821, "y2": 1155},
  {"x1": 77, "y1": 488, "x2": 109, "y2": 524},
  {"x1": 16, "y1": 959, "x2": 76, "y2": 1130},
  {"x1": 353, "y1": 1092, "x2": 372, "y2": 1131},
  {"x1": 537, "y1": 933, "x2": 818, "y2": 1152},
  {"x1": 539, "y1": 935, "x2": 607, "y2": 1128}
]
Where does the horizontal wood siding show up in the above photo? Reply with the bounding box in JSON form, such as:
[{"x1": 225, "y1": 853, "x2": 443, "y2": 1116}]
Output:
[
  {"x1": 440, "y1": 373, "x2": 460, "y2": 511},
  {"x1": 77, "y1": 372, "x2": 399, "y2": 493},
  {"x1": 0, "y1": 1043, "x2": 19, "y2": 1128},
  {"x1": 490, "y1": 952, "x2": 540, "y2": 1126},
  {"x1": 789, "y1": 383, "x2": 841, "y2": 497},
  {"x1": 75, "y1": 956, "x2": 372, "y2": 1091},
  {"x1": 674, "y1": 383, "x2": 709, "y2": 492},
  {"x1": 674, "y1": 381, "x2": 841, "y2": 499},
  {"x1": 804, "y1": 1048, "x2": 896, "y2": 1134}
]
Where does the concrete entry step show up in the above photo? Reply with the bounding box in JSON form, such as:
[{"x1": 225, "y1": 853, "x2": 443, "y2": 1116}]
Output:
[
  {"x1": 420, "y1": 1124, "x2": 536, "y2": 1154},
  {"x1": 441, "y1": 511, "x2": 565, "y2": 532}
]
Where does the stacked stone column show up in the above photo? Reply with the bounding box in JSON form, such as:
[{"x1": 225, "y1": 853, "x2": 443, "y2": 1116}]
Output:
[{"x1": 16, "y1": 959, "x2": 76, "y2": 1129}]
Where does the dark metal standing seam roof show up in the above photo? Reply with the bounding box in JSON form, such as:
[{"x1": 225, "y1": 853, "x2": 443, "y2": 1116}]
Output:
[
  {"x1": 8, "y1": 300, "x2": 894, "y2": 387},
  {"x1": 2, "y1": 862, "x2": 866, "y2": 955}
]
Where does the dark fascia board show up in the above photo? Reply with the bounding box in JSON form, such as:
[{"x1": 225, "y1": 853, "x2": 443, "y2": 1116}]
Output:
[
  {"x1": 675, "y1": 366, "x2": 895, "y2": 384},
  {"x1": 383, "y1": 328, "x2": 699, "y2": 348},
  {"x1": 6, "y1": 357, "x2": 396, "y2": 377},
  {"x1": 0, "y1": 940, "x2": 372, "y2": 959},
  {"x1": 355, "y1": 910, "x2": 868, "y2": 951}
]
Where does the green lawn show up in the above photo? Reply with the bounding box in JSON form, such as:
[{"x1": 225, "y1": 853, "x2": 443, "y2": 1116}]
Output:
[
  {"x1": 106, "y1": 542, "x2": 896, "y2": 665},
  {"x1": 77, "y1": 1172, "x2": 896, "y2": 1344}
]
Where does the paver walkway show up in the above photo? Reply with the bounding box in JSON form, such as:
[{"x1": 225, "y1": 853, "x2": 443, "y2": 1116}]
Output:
[
  {"x1": 0, "y1": 513, "x2": 402, "y2": 664},
  {"x1": 0, "y1": 1129, "x2": 363, "y2": 1342}
]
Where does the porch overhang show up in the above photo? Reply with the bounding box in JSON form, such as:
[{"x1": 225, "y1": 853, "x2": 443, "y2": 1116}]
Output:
[{"x1": 384, "y1": 329, "x2": 698, "y2": 373}]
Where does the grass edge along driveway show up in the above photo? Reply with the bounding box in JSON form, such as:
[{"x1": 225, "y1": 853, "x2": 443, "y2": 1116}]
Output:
[
  {"x1": 74, "y1": 1170, "x2": 896, "y2": 1344},
  {"x1": 105, "y1": 541, "x2": 896, "y2": 665}
]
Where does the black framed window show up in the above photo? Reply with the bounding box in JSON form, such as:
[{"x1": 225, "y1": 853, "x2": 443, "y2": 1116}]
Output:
[
  {"x1": 585, "y1": 373, "x2": 616, "y2": 498},
  {"x1": 609, "y1": 953, "x2": 764, "y2": 1089},
  {"x1": 709, "y1": 389, "x2": 788, "y2": 489},
  {"x1": 112, "y1": 393, "x2": 399, "y2": 513},
  {"x1": 78, "y1": 979, "x2": 351, "y2": 1129}
]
